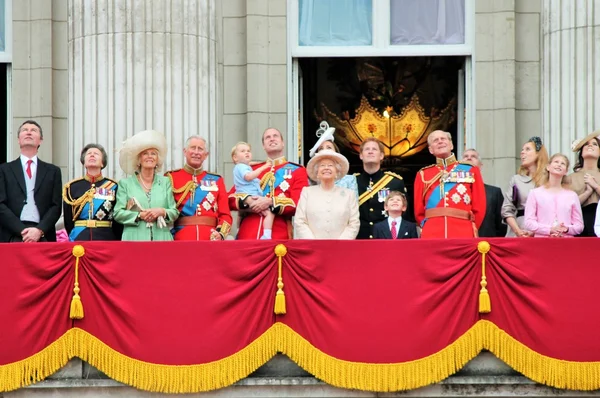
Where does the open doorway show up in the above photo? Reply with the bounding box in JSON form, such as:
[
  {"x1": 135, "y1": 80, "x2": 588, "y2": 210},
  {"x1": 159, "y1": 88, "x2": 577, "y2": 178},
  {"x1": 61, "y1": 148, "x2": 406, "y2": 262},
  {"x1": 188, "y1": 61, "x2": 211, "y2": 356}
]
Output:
[
  {"x1": 297, "y1": 56, "x2": 464, "y2": 192},
  {"x1": 0, "y1": 63, "x2": 7, "y2": 164}
]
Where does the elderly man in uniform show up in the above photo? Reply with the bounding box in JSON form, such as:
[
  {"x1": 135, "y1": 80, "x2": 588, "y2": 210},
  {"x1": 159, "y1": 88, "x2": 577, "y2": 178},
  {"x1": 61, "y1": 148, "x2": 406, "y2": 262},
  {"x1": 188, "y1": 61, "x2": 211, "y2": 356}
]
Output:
[
  {"x1": 165, "y1": 136, "x2": 232, "y2": 240},
  {"x1": 229, "y1": 127, "x2": 308, "y2": 239},
  {"x1": 462, "y1": 148, "x2": 506, "y2": 237},
  {"x1": 355, "y1": 137, "x2": 406, "y2": 239},
  {"x1": 413, "y1": 130, "x2": 486, "y2": 238}
]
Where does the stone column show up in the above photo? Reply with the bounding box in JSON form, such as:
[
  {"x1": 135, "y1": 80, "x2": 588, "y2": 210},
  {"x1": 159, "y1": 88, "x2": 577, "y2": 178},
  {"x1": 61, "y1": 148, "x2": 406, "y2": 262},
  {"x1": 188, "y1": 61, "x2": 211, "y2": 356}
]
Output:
[
  {"x1": 68, "y1": 0, "x2": 218, "y2": 179},
  {"x1": 474, "y1": 1, "x2": 517, "y2": 188},
  {"x1": 543, "y1": 0, "x2": 600, "y2": 155}
]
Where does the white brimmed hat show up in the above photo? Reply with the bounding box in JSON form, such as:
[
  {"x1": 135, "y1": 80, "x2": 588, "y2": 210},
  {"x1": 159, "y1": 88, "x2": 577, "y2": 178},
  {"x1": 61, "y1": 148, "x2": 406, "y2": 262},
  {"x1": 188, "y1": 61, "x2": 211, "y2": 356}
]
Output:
[
  {"x1": 571, "y1": 130, "x2": 600, "y2": 152},
  {"x1": 118, "y1": 130, "x2": 167, "y2": 175},
  {"x1": 308, "y1": 121, "x2": 336, "y2": 158},
  {"x1": 306, "y1": 149, "x2": 349, "y2": 182}
]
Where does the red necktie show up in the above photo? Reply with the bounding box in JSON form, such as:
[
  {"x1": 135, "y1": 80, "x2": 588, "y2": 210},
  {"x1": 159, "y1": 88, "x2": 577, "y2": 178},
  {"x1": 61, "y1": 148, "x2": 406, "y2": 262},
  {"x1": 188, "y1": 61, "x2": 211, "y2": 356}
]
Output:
[
  {"x1": 391, "y1": 220, "x2": 397, "y2": 239},
  {"x1": 26, "y1": 160, "x2": 33, "y2": 179}
]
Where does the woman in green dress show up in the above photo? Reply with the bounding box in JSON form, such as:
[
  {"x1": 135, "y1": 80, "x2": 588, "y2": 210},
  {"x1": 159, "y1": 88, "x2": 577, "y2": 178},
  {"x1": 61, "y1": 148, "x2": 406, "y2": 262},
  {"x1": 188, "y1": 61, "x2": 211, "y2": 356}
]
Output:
[{"x1": 114, "y1": 130, "x2": 179, "y2": 241}]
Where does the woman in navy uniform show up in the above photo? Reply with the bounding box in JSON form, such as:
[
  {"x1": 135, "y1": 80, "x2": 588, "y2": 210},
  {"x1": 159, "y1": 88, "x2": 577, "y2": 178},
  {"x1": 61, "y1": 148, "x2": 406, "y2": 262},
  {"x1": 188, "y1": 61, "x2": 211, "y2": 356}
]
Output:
[{"x1": 62, "y1": 144, "x2": 123, "y2": 241}]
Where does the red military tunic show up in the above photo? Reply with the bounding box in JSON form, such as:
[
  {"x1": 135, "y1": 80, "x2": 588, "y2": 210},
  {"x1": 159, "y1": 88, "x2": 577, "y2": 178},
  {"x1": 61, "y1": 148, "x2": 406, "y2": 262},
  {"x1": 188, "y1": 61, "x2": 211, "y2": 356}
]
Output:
[
  {"x1": 229, "y1": 157, "x2": 308, "y2": 240},
  {"x1": 414, "y1": 154, "x2": 486, "y2": 238},
  {"x1": 165, "y1": 165, "x2": 232, "y2": 240}
]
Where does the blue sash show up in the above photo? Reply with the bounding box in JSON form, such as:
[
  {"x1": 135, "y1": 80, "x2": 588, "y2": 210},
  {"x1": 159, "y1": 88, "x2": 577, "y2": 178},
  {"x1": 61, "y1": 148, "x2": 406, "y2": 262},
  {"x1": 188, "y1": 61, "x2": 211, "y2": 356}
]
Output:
[
  {"x1": 422, "y1": 163, "x2": 472, "y2": 227},
  {"x1": 262, "y1": 163, "x2": 299, "y2": 196},
  {"x1": 172, "y1": 174, "x2": 220, "y2": 235},
  {"x1": 69, "y1": 184, "x2": 117, "y2": 241}
]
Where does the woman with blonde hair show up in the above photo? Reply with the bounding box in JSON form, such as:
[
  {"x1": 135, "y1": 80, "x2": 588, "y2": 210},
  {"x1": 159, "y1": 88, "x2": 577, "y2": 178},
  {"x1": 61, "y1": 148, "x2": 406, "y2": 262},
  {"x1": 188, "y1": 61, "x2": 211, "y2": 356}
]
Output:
[
  {"x1": 114, "y1": 130, "x2": 179, "y2": 241},
  {"x1": 524, "y1": 153, "x2": 583, "y2": 237},
  {"x1": 568, "y1": 130, "x2": 600, "y2": 236},
  {"x1": 501, "y1": 136, "x2": 549, "y2": 237}
]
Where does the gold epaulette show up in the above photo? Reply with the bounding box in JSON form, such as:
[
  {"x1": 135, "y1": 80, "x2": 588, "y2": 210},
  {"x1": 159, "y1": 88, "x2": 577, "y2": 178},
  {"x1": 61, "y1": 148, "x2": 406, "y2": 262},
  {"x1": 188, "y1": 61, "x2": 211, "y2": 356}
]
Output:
[
  {"x1": 62, "y1": 177, "x2": 84, "y2": 204},
  {"x1": 384, "y1": 171, "x2": 403, "y2": 180},
  {"x1": 459, "y1": 161, "x2": 475, "y2": 167},
  {"x1": 105, "y1": 177, "x2": 118, "y2": 185},
  {"x1": 419, "y1": 164, "x2": 437, "y2": 172},
  {"x1": 353, "y1": 172, "x2": 360, "y2": 177},
  {"x1": 64, "y1": 177, "x2": 84, "y2": 188},
  {"x1": 164, "y1": 169, "x2": 181, "y2": 177}
]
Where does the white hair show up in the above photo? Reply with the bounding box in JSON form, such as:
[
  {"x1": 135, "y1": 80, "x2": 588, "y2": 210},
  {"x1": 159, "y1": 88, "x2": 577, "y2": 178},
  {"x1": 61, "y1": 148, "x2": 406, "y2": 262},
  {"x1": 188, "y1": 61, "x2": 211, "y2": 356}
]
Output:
[
  {"x1": 185, "y1": 135, "x2": 208, "y2": 149},
  {"x1": 313, "y1": 158, "x2": 343, "y2": 182},
  {"x1": 427, "y1": 130, "x2": 453, "y2": 146}
]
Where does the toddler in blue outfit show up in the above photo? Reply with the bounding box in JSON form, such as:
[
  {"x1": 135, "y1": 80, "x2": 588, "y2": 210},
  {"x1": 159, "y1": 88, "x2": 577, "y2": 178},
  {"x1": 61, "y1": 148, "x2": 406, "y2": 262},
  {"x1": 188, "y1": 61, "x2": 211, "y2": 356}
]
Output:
[{"x1": 232, "y1": 142, "x2": 274, "y2": 239}]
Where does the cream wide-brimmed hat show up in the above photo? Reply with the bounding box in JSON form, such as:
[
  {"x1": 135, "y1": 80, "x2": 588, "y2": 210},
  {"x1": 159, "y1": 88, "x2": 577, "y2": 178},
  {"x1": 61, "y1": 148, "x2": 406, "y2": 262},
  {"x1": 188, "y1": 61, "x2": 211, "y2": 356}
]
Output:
[
  {"x1": 118, "y1": 130, "x2": 167, "y2": 175},
  {"x1": 308, "y1": 121, "x2": 336, "y2": 158},
  {"x1": 306, "y1": 149, "x2": 349, "y2": 182},
  {"x1": 572, "y1": 130, "x2": 600, "y2": 153}
]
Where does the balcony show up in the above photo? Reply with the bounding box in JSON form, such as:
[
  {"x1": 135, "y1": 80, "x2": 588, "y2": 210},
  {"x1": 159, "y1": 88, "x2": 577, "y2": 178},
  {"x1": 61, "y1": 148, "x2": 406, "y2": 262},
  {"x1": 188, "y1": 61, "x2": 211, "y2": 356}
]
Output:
[{"x1": 2, "y1": 239, "x2": 600, "y2": 397}]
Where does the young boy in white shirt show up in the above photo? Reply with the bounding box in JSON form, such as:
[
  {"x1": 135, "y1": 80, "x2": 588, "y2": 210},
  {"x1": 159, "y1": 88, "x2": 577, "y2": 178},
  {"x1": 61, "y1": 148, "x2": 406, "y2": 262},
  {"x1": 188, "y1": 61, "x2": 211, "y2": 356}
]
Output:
[{"x1": 373, "y1": 191, "x2": 418, "y2": 239}]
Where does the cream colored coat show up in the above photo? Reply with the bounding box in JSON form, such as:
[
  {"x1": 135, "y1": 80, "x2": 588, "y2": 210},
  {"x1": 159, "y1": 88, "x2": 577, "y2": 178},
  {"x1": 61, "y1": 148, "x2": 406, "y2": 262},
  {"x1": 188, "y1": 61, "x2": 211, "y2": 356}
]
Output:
[{"x1": 294, "y1": 185, "x2": 360, "y2": 239}]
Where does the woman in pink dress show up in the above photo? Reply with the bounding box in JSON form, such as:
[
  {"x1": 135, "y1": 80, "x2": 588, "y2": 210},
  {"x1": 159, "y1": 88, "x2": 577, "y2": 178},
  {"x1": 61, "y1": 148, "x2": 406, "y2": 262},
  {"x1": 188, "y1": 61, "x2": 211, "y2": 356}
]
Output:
[{"x1": 524, "y1": 154, "x2": 584, "y2": 237}]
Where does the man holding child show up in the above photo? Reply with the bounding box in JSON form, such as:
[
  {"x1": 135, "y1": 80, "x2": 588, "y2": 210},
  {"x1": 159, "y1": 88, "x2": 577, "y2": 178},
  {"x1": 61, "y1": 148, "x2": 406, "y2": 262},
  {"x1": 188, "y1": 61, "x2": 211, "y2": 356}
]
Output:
[{"x1": 229, "y1": 128, "x2": 308, "y2": 240}]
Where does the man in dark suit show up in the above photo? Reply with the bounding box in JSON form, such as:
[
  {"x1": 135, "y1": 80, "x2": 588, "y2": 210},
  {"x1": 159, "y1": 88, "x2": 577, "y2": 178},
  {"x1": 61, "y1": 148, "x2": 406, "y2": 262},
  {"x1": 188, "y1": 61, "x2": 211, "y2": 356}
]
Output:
[
  {"x1": 373, "y1": 191, "x2": 418, "y2": 239},
  {"x1": 0, "y1": 120, "x2": 62, "y2": 242},
  {"x1": 462, "y1": 149, "x2": 507, "y2": 238},
  {"x1": 355, "y1": 138, "x2": 408, "y2": 239}
]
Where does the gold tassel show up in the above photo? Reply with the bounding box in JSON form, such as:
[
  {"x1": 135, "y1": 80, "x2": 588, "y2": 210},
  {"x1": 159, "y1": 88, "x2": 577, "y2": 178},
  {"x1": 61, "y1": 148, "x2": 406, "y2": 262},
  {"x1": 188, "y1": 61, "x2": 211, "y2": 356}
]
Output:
[
  {"x1": 70, "y1": 245, "x2": 86, "y2": 320},
  {"x1": 274, "y1": 244, "x2": 288, "y2": 315},
  {"x1": 477, "y1": 241, "x2": 491, "y2": 313}
]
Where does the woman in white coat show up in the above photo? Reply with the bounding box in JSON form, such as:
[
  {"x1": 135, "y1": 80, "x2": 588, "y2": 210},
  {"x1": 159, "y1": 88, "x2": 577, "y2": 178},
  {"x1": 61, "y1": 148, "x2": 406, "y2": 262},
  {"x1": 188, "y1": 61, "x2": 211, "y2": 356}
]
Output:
[{"x1": 294, "y1": 150, "x2": 360, "y2": 239}]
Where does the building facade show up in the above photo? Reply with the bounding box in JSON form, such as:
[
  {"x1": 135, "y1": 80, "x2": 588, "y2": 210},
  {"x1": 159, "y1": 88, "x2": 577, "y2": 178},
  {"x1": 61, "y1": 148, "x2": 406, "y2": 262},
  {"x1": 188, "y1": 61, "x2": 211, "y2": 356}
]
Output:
[
  {"x1": 2, "y1": 2, "x2": 600, "y2": 396},
  {"x1": 3, "y1": 0, "x2": 598, "y2": 190}
]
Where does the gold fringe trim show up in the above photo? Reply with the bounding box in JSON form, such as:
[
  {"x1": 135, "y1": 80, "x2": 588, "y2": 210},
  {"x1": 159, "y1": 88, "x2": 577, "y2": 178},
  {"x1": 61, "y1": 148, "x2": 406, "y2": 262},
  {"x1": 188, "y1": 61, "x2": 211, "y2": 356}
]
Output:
[
  {"x1": 0, "y1": 329, "x2": 74, "y2": 393},
  {"x1": 274, "y1": 322, "x2": 483, "y2": 392},
  {"x1": 482, "y1": 320, "x2": 600, "y2": 391},
  {"x1": 277, "y1": 321, "x2": 600, "y2": 392},
  {"x1": 3, "y1": 322, "x2": 600, "y2": 393}
]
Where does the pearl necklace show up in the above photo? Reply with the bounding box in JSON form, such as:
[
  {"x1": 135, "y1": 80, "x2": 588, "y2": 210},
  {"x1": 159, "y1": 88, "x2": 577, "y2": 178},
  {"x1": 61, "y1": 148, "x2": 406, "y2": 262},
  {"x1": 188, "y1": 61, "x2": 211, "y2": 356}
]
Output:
[{"x1": 137, "y1": 174, "x2": 154, "y2": 192}]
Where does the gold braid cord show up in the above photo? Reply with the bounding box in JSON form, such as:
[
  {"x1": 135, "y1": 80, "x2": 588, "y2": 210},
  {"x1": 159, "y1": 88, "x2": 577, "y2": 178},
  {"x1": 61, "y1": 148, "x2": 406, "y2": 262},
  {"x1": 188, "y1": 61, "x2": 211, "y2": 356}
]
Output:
[
  {"x1": 62, "y1": 185, "x2": 95, "y2": 221},
  {"x1": 260, "y1": 172, "x2": 274, "y2": 192},
  {"x1": 169, "y1": 177, "x2": 196, "y2": 208},
  {"x1": 419, "y1": 169, "x2": 443, "y2": 199}
]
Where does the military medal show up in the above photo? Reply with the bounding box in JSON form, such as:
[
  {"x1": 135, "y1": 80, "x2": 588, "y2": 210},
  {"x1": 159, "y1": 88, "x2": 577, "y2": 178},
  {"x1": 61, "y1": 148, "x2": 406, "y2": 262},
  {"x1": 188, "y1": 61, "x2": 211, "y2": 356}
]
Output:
[
  {"x1": 378, "y1": 188, "x2": 390, "y2": 202},
  {"x1": 283, "y1": 168, "x2": 292, "y2": 179}
]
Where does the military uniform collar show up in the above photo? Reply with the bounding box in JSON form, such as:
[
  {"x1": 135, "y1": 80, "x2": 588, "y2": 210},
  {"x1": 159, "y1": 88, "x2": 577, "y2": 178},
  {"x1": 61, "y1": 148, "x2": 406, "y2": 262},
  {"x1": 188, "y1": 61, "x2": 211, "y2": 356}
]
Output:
[
  {"x1": 84, "y1": 173, "x2": 103, "y2": 183},
  {"x1": 184, "y1": 163, "x2": 204, "y2": 175},
  {"x1": 268, "y1": 156, "x2": 287, "y2": 167},
  {"x1": 363, "y1": 168, "x2": 384, "y2": 179},
  {"x1": 436, "y1": 154, "x2": 457, "y2": 168}
]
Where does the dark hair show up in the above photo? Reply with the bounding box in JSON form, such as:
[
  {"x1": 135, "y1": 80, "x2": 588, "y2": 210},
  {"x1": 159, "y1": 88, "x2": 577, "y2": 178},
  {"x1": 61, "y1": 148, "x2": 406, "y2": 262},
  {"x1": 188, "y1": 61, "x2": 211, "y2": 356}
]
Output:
[
  {"x1": 316, "y1": 140, "x2": 340, "y2": 153},
  {"x1": 573, "y1": 137, "x2": 600, "y2": 172},
  {"x1": 80, "y1": 143, "x2": 108, "y2": 169},
  {"x1": 528, "y1": 136, "x2": 542, "y2": 152},
  {"x1": 18, "y1": 120, "x2": 43, "y2": 139}
]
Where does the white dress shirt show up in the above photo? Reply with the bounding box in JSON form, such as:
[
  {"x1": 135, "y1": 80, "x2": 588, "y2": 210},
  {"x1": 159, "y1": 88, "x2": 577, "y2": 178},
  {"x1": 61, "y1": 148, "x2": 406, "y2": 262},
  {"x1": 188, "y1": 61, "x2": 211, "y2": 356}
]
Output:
[
  {"x1": 19, "y1": 154, "x2": 40, "y2": 223},
  {"x1": 387, "y1": 216, "x2": 403, "y2": 237}
]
